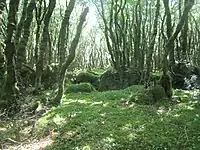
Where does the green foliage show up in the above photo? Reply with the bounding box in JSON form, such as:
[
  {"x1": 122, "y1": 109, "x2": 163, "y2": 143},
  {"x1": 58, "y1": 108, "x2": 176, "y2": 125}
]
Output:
[
  {"x1": 65, "y1": 83, "x2": 96, "y2": 93},
  {"x1": 34, "y1": 85, "x2": 200, "y2": 149}
]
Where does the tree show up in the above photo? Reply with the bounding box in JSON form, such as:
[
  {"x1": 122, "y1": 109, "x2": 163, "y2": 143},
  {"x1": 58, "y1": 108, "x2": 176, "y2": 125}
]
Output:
[
  {"x1": 0, "y1": 0, "x2": 20, "y2": 111},
  {"x1": 145, "y1": 0, "x2": 160, "y2": 87},
  {"x1": 52, "y1": 6, "x2": 89, "y2": 105},
  {"x1": 35, "y1": 0, "x2": 56, "y2": 89},
  {"x1": 160, "y1": 0, "x2": 194, "y2": 99},
  {"x1": 58, "y1": 0, "x2": 76, "y2": 67},
  {"x1": 0, "y1": 0, "x2": 6, "y2": 17},
  {"x1": 16, "y1": 0, "x2": 35, "y2": 70}
]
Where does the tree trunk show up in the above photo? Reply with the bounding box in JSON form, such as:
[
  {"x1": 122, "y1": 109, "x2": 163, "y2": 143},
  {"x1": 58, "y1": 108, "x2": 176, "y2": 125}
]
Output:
[
  {"x1": 1, "y1": 0, "x2": 20, "y2": 111},
  {"x1": 17, "y1": 0, "x2": 35, "y2": 67},
  {"x1": 58, "y1": 0, "x2": 75, "y2": 67},
  {"x1": 34, "y1": 0, "x2": 46, "y2": 68},
  {"x1": 161, "y1": 0, "x2": 194, "y2": 99},
  {"x1": 15, "y1": 0, "x2": 29, "y2": 48},
  {"x1": 52, "y1": 7, "x2": 89, "y2": 105},
  {"x1": 181, "y1": 0, "x2": 189, "y2": 61},
  {"x1": 145, "y1": 0, "x2": 160, "y2": 87},
  {"x1": 35, "y1": 0, "x2": 56, "y2": 89},
  {"x1": 0, "y1": 0, "x2": 6, "y2": 18},
  {"x1": 163, "y1": 0, "x2": 175, "y2": 67},
  {"x1": 0, "y1": 0, "x2": 6, "y2": 91}
]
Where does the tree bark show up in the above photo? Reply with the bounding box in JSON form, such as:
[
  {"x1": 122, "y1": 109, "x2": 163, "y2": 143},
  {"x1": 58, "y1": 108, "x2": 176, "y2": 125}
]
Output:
[
  {"x1": 181, "y1": 0, "x2": 189, "y2": 61},
  {"x1": 161, "y1": 0, "x2": 194, "y2": 99},
  {"x1": 35, "y1": 0, "x2": 56, "y2": 89},
  {"x1": 163, "y1": 0, "x2": 175, "y2": 66},
  {"x1": 1, "y1": 0, "x2": 20, "y2": 110},
  {"x1": 52, "y1": 7, "x2": 89, "y2": 105},
  {"x1": 0, "y1": 0, "x2": 6, "y2": 18},
  {"x1": 145, "y1": 0, "x2": 160, "y2": 87},
  {"x1": 58, "y1": 0, "x2": 75, "y2": 67},
  {"x1": 15, "y1": 0, "x2": 29, "y2": 48},
  {"x1": 34, "y1": 0, "x2": 47, "y2": 70}
]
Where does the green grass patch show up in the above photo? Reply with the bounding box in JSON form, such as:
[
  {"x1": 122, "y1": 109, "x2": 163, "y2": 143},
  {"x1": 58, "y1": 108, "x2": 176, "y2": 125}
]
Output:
[
  {"x1": 35, "y1": 86, "x2": 200, "y2": 149},
  {"x1": 65, "y1": 83, "x2": 96, "y2": 93}
]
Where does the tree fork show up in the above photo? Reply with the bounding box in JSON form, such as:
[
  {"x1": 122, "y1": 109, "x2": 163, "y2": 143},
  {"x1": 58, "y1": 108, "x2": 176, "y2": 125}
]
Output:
[
  {"x1": 52, "y1": 7, "x2": 89, "y2": 105},
  {"x1": 161, "y1": 0, "x2": 194, "y2": 99}
]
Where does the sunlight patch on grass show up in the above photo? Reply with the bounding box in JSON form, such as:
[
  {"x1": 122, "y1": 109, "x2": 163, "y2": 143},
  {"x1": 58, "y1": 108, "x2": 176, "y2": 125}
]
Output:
[
  {"x1": 90, "y1": 101, "x2": 103, "y2": 106},
  {"x1": 35, "y1": 85, "x2": 200, "y2": 149},
  {"x1": 62, "y1": 98, "x2": 92, "y2": 105},
  {"x1": 52, "y1": 115, "x2": 66, "y2": 125}
]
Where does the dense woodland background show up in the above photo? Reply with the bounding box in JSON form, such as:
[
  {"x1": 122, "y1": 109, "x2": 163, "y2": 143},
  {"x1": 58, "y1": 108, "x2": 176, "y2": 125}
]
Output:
[{"x1": 0, "y1": 0, "x2": 200, "y2": 149}]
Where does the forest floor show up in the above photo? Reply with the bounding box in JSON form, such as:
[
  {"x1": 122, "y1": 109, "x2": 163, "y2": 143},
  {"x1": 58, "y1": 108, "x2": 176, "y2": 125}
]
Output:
[{"x1": 1, "y1": 85, "x2": 200, "y2": 149}]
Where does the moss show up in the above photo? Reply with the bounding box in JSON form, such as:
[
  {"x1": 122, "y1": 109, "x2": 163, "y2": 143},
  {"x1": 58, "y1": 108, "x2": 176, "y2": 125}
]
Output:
[
  {"x1": 150, "y1": 72, "x2": 162, "y2": 84},
  {"x1": 130, "y1": 85, "x2": 167, "y2": 105},
  {"x1": 75, "y1": 71, "x2": 100, "y2": 89},
  {"x1": 150, "y1": 85, "x2": 167, "y2": 101},
  {"x1": 34, "y1": 85, "x2": 200, "y2": 150},
  {"x1": 65, "y1": 83, "x2": 96, "y2": 93}
]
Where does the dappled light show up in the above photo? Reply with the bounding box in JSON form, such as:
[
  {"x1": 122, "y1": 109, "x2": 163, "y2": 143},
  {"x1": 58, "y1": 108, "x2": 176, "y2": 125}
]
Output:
[{"x1": 0, "y1": 0, "x2": 200, "y2": 149}]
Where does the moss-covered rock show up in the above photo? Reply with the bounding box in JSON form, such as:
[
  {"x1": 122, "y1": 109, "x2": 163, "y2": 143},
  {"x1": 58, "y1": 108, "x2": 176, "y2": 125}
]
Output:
[
  {"x1": 65, "y1": 83, "x2": 96, "y2": 93},
  {"x1": 75, "y1": 71, "x2": 100, "y2": 89},
  {"x1": 99, "y1": 69, "x2": 141, "y2": 91},
  {"x1": 150, "y1": 85, "x2": 167, "y2": 101},
  {"x1": 129, "y1": 85, "x2": 167, "y2": 105}
]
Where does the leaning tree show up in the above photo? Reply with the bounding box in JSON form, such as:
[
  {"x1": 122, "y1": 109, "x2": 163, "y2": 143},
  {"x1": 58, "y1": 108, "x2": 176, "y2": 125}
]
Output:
[{"x1": 52, "y1": 0, "x2": 89, "y2": 105}]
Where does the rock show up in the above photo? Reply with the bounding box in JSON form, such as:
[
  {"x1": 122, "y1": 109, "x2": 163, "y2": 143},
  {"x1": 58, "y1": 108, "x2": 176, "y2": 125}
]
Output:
[
  {"x1": 65, "y1": 83, "x2": 96, "y2": 93},
  {"x1": 74, "y1": 71, "x2": 100, "y2": 89},
  {"x1": 99, "y1": 68, "x2": 141, "y2": 91},
  {"x1": 129, "y1": 85, "x2": 167, "y2": 105}
]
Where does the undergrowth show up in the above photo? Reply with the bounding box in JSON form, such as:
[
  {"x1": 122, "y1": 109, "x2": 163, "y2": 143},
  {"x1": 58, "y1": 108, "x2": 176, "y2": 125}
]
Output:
[{"x1": 34, "y1": 86, "x2": 200, "y2": 150}]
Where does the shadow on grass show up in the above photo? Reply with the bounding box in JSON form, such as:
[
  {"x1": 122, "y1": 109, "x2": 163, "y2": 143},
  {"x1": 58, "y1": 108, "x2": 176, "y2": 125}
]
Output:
[{"x1": 36, "y1": 86, "x2": 200, "y2": 150}]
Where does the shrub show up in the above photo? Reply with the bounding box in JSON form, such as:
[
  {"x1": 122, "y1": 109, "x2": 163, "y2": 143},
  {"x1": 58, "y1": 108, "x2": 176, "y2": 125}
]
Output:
[{"x1": 65, "y1": 83, "x2": 96, "y2": 93}]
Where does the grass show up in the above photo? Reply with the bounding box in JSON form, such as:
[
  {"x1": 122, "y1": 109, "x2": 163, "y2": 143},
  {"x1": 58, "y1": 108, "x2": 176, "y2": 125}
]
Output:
[{"x1": 35, "y1": 86, "x2": 200, "y2": 150}]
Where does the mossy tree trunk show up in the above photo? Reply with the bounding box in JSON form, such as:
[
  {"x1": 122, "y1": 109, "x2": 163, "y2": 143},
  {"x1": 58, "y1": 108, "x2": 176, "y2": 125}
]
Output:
[
  {"x1": 97, "y1": 0, "x2": 132, "y2": 86},
  {"x1": 16, "y1": 0, "x2": 35, "y2": 85},
  {"x1": 34, "y1": 0, "x2": 46, "y2": 70},
  {"x1": 15, "y1": 0, "x2": 29, "y2": 48},
  {"x1": 58, "y1": 0, "x2": 75, "y2": 67},
  {"x1": 52, "y1": 7, "x2": 89, "y2": 105},
  {"x1": 0, "y1": 0, "x2": 6, "y2": 17},
  {"x1": 0, "y1": 0, "x2": 6, "y2": 89},
  {"x1": 0, "y1": 0, "x2": 20, "y2": 110},
  {"x1": 161, "y1": 0, "x2": 194, "y2": 99},
  {"x1": 181, "y1": 0, "x2": 189, "y2": 62},
  {"x1": 145, "y1": 0, "x2": 160, "y2": 87},
  {"x1": 134, "y1": 0, "x2": 142, "y2": 69},
  {"x1": 163, "y1": 0, "x2": 175, "y2": 67},
  {"x1": 35, "y1": 0, "x2": 56, "y2": 89},
  {"x1": 17, "y1": 0, "x2": 35, "y2": 66}
]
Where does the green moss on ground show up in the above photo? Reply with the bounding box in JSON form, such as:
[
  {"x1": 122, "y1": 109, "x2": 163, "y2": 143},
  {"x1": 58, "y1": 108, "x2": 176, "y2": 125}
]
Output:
[
  {"x1": 35, "y1": 85, "x2": 200, "y2": 150},
  {"x1": 65, "y1": 83, "x2": 96, "y2": 93}
]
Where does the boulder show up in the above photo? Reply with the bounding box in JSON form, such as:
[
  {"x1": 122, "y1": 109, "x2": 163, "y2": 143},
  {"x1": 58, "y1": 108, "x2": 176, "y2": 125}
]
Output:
[
  {"x1": 74, "y1": 71, "x2": 100, "y2": 89},
  {"x1": 99, "y1": 69, "x2": 141, "y2": 91},
  {"x1": 65, "y1": 83, "x2": 96, "y2": 93}
]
